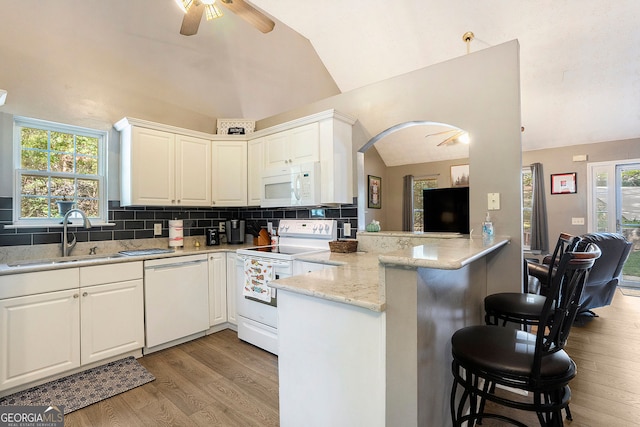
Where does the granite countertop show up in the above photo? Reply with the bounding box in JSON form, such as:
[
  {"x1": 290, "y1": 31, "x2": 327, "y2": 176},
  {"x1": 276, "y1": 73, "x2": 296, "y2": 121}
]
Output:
[
  {"x1": 270, "y1": 251, "x2": 384, "y2": 312},
  {"x1": 268, "y1": 236, "x2": 510, "y2": 313},
  {"x1": 0, "y1": 242, "x2": 254, "y2": 276},
  {"x1": 378, "y1": 236, "x2": 510, "y2": 269}
]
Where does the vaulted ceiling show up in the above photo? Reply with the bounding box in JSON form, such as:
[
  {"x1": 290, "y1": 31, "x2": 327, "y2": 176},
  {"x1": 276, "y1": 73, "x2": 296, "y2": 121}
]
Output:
[{"x1": 1, "y1": 1, "x2": 638, "y2": 166}]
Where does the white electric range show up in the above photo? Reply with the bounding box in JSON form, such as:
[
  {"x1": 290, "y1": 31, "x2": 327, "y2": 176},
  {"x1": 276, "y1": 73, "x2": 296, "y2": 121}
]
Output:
[{"x1": 236, "y1": 219, "x2": 337, "y2": 354}]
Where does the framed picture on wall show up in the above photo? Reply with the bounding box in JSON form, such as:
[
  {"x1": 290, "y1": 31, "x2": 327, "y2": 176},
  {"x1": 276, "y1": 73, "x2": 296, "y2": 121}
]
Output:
[
  {"x1": 450, "y1": 164, "x2": 470, "y2": 187},
  {"x1": 368, "y1": 175, "x2": 382, "y2": 209},
  {"x1": 550, "y1": 172, "x2": 577, "y2": 194}
]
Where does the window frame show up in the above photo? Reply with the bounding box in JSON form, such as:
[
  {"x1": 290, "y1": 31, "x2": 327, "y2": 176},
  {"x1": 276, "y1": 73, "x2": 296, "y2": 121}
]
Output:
[
  {"x1": 12, "y1": 116, "x2": 109, "y2": 226},
  {"x1": 412, "y1": 176, "x2": 439, "y2": 232}
]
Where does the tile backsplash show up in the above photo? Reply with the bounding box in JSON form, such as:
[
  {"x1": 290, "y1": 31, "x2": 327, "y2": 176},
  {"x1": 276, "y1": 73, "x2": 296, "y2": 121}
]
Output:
[{"x1": 0, "y1": 198, "x2": 358, "y2": 247}]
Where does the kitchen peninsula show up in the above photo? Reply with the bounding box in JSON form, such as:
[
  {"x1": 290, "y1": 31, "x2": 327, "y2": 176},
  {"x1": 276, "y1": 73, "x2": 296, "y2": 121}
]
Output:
[{"x1": 272, "y1": 232, "x2": 510, "y2": 427}]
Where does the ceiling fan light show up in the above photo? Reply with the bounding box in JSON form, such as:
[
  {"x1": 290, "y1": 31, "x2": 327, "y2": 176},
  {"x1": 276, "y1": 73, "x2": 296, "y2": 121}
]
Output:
[
  {"x1": 457, "y1": 132, "x2": 470, "y2": 144},
  {"x1": 204, "y1": 3, "x2": 223, "y2": 20},
  {"x1": 175, "y1": 0, "x2": 194, "y2": 13}
]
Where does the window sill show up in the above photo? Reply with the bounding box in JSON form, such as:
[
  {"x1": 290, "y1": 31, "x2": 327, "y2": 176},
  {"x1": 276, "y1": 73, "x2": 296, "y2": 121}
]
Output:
[{"x1": 5, "y1": 222, "x2": 116, "y2": 229}]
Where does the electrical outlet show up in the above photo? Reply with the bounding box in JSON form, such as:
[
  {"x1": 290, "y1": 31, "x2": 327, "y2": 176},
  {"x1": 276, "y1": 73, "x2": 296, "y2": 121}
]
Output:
[
  {"x1": 488, "y1": 193, "x2": 500, "y2": 210},
  {"x1": 344, "y1": 223, "x2": 351, "y2": 237},
  {"x1": 219, "y1": 222, "x2": 225, "y2": 232},
  {"x1": 571, "y1": 217, "x2": 585, "y2": 225},
  {"x1": 153, "y1": 223, "x2": 162, "y2": 236}
]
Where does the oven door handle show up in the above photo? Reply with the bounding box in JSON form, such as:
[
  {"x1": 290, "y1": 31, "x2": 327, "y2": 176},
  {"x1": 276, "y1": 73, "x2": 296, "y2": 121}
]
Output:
[{"x1": 237, "y1": 255, "x2": 291, "y2": 266}]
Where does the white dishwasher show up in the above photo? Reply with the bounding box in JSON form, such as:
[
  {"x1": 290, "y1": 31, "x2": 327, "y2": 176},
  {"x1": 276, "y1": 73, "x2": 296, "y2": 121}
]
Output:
[{"x1": 144, "y1": 254, "x2": 209, "y2": 353}]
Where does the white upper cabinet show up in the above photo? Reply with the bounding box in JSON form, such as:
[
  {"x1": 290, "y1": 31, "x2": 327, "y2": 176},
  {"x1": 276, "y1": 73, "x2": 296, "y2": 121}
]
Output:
[
  {"x1": 247, "y1": 138, "x2": 265, "y2": 206},
  {"x1": 263, "y1": 122, "x2": 319, "y2": 169},
  {"x1": 128, "y1": 127, "x2": 175, "y2": 206},
  {"x1": 212, "y1": 140, "x2": 248, "y2": 206},
  {"x1": 176, "y1": 135, "x2": 212, "y2": 206},
  {"x1": 116, "y1": 110, "x2": 355, "y2": 208},
  {"x1": 116, "y1": 118, "x2": 212, "y2": 207}
]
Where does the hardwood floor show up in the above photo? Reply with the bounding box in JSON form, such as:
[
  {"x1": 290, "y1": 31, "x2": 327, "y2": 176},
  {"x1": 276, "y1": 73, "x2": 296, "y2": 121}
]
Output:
[
  {"x1": 64, "y1": 330, "x2": 279, "y2": 427},
  {"x1": 482, "y1": 288, "x2": 640, "y2": 426},
  {"x1": 64, "y1": 288, "x2": 640, "y2": 426}
]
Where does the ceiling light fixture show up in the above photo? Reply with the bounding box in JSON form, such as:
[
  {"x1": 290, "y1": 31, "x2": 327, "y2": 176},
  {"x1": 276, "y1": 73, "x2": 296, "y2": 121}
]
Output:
[
  {"x1": 462, "y1": 31, "x2": 474, "y2": 54},
  {"x1": 426, "y1": 129, "x2": 470, "y2": 147},
  {"x1": 203, "y1": 2, "x2": 223, "y2": 20},
  {"x1": 176, "y1": 0, "x2": 222, "y2": 20},
  {"x1": 175, "y1": 0, "x2": 193, "y2": 13}
]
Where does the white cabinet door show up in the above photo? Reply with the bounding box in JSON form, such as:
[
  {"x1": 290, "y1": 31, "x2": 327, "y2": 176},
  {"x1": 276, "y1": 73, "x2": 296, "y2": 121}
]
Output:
[
  {"x1": 80, "y1": 279, "x2": 144, "y2": 365},
  {"x1": 263, "y1": 123, "x2": 320, "y2": 169},
  {"x1": 176, "y1": 135, "x2": 212, "y2": 206},
  {"x1": 226, "y1": 253, "x2": 238, "y2": 326},
  {"x1": 289, "y1": 122, "x2": 319, "y2": 164},
  {"x1": 208, "y1": 253, "x2": 228, "y2": 326},
  {"x1": 212, "y1": 140, "x2": 248, "y2": 206},
  {"x1": 0, "y1": 289, "x2": 80, "y2": 392},
  {"x1": 130, "y1": 127, "x2": 176, "y2": 206},
  {"x1": 123, "y1": 126, "x2": 212, "y2": 207},
  {"x1": 263, "y1": 131, "x2": 290, "y2": 169},
  {"x1": 247, "y1": 138, "x2": 264, "y2": 206}
]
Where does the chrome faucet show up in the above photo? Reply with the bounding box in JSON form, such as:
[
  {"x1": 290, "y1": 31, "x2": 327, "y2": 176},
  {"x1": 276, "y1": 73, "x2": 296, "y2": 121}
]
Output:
[{"x1": 61, "y1": 208, "x2": 92, "y2": 257}]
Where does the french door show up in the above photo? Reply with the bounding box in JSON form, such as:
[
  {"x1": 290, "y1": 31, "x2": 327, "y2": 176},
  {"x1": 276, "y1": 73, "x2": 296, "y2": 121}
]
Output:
[{"x1": 588, "y1": 160, "x2": 640, "y2": 286}]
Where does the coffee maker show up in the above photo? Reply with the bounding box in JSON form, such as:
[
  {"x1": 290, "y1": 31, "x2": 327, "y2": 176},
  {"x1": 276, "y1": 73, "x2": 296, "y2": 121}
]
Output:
[
  {"x1": 225, "y1": 219, "x2": 245, "y2": 244},
  {"x1": 206, "y1": 228, "x2": 220, "y2": 246}
]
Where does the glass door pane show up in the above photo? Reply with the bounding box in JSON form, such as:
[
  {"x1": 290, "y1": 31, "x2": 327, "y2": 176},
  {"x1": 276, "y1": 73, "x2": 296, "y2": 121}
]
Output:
[{"x1": 617, "y1": 164, "x2": 640, "y2": 286}]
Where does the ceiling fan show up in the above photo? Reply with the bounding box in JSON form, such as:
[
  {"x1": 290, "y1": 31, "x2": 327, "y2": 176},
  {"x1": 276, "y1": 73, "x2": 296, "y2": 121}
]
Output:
[
  {"x1": 175, "y1": 0, "x2": 275, "y2": 36},
  {"x1": 425, "y1": 129, "x2": 470, "y2": 147}
]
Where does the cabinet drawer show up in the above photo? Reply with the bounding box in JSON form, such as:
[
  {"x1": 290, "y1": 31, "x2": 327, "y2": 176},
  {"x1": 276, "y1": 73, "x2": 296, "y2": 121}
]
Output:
[
  {"x1": 80, "y1": 261, "x2": 143, "y2": 287},
  {"x1": 0, "y1": 268, "x2": 79, "y2": 300}
]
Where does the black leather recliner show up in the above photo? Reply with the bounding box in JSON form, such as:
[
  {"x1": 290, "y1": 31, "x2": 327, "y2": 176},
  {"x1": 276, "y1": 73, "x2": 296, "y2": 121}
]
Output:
[
  {"x1": 528, "y1": 232, "x2": 632, "y2": 314},
  {"x1": 576, "y1": 233, "x2": 632, "y2": 313}
]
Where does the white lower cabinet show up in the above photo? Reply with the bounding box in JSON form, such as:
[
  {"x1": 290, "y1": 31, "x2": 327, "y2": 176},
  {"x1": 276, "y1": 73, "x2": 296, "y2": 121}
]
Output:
[
  {"x1": 79, "y1": 262, "x2": 144, "y2": 364},
  {"x1": 226, "y1": 253, "x2": 238, "y2": 326},
  {"x1": 0, "y1": 262, "x2": 145, "y2": 394},
  {"x1": 208, "y1": 253, "x2": 228, "y2": 326},
  {"x1": 80, "y1": 279, "x2": 144, "y2": 365},
  {"x1": 0, "y1": 288, "x2": 80, "y2": 392}
]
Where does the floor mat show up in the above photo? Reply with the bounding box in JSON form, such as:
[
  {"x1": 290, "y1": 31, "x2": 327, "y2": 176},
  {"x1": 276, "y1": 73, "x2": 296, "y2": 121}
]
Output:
[{"x1": 0, "y1": 356, "x2": 154, "y2": 414}]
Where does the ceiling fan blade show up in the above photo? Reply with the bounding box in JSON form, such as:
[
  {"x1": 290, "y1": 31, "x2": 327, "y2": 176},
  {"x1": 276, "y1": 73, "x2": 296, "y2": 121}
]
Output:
[
  {"x1": 425, "y1": 129, "x2": 457, "y2": 139},
  {"x1": 437, "y1": 131, "x2": 465, "y2": 146},
  {"x1": 220, "y1": 0, "x2": 275, "y2": 33},
  {"x1": 180, "y1": 2, "x2": 205, "y2": 36}
]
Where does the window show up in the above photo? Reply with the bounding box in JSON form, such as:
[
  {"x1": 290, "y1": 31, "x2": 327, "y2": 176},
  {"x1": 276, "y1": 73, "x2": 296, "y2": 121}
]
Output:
[
  {"x1": 13, "y1": 117, "x2": 108, "y2": 225},
  {"x1": 522, "y1": 166, "x2": 533, "y2": 248},
  {"x1": 412, "y1": 177, "x2": 438, "y2": 232}
]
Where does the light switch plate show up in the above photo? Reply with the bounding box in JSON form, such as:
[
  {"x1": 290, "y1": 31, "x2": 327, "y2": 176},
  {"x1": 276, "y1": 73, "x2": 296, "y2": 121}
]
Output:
[
  {"x1": 344, "y1": 223, "x2": 351, "y2": 237},
  {"x1": 153, "y1": 223, "x2": 162, "y2": 236},
  {"x1": 488, "y1": 193, "x2": 500, "y2": 210},
  {"x1": 571, "y1": 217, "x2": 585, "y2": 225}
]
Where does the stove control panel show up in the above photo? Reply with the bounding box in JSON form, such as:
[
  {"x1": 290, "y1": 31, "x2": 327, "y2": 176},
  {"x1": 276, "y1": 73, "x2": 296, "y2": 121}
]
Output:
[{"x1": 278, "y1": 219, "x2": 336, "y2": 238}]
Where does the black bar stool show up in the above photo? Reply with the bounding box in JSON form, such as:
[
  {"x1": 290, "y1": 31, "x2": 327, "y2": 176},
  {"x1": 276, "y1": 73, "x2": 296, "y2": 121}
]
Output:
[{"x1": 450, "y1": 245, "x2": 600, "y2": 426}]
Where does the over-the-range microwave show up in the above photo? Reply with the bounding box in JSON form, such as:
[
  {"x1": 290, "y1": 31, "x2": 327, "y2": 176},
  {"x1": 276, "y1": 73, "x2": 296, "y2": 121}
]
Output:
[{"x1": 260, "y1": 161, "x2": 321, "y2": 207}]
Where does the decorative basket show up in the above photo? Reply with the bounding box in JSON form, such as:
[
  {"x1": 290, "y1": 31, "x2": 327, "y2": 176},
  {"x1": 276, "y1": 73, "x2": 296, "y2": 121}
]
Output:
[
  {"x1": 216, "y1": 118, "x2": 256, "y2": 135},
  {"x1": 329, "y1": 240, "x2": 358, "y2": 253}
]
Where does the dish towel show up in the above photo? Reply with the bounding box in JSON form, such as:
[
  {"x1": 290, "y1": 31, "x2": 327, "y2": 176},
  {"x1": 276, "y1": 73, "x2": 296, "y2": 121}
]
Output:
[{"x1": 243, "y1": 258, "x2": 275, "y2": 302}]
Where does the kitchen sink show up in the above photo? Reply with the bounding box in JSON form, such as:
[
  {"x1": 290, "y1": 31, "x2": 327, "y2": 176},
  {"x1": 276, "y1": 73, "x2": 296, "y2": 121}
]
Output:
[{"x1": 6, "y1": 254, "x2": 127, "y2": 268}]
